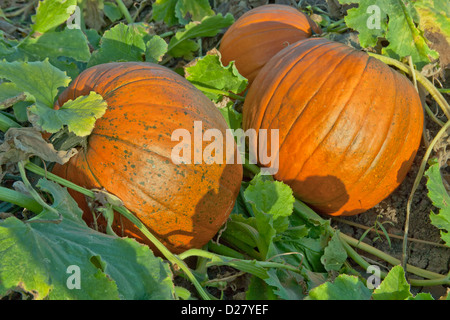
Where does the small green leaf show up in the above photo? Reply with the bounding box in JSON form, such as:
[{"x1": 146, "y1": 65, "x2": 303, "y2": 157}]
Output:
[
  {"x1": 167, "y1": 13, "x2": 234, "y2": 59},
  {"x1": 153, "y1": 0, "x2": 179, "y2": 27},
  {"x1": 219, "y1": 101, "x2": 243, "y2": 131},
  {"x1": 28, "y1": 91, "x2": 107, "y2": 137},
  {"x1": 175, "y1": 0, "x2": 215, "y2": 24},
  {"x1": 372, "y1": 265, "x2": 412, "y2": 300},
  {"x1": 244, "y1": 174, "x2": 295, "y2": 221},
  {"x1": 88, "y1": 23, "x2": 146, "y2": 67},
  {"x1": 425, "y1": 158, "x2": 450, "y2": 247},
  {"x1": 307, "y1": 274, "x2": 372, "y2": 300},
  {"x1": 185, "y1": 52, "x2": 247, "y2": 102},
  {"x1": 32, "y1": 0, "x2": 77, "y2": 33},
  {"x1": 0, "y1": 59, "x2": 70, "y2": 108},
  {"x1": 104, "y1": 2, "x2": 123, "y2": 22},
  {"x1": 145, "y1": 35, "x2": 168, "y2": 63},
  {"x1": 320, "y1": 231, "x2": 347, "y2": 272}
]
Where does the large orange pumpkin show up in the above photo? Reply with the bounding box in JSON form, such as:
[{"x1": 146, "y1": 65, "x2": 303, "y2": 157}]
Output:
[
  {"x1": 52, "y1": 62, "x2": 243, "y2": 253},
  {"x1": 219, "y1": 4, "x2": 321, "y2": 85},
  {"x1": 243, "y1": 38, "x2": 424, "y2": 216}
]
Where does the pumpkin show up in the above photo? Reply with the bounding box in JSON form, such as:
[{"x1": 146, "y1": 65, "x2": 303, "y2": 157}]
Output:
[
  {"x1": 243, "y1": 38, "x2": 424, "y2": 216},
  {"x1": 219, "y1": 4, "x2": 321, "y2": 85},
  {"x1": 52, "y1": 62, "x2": 243, "y2": 253}
]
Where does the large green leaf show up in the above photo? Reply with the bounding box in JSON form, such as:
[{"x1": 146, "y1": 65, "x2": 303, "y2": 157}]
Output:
[
  {"x1": 0, "y1": 59, "x2": 70, "y2": 108},
  {"x1": 0, "y1": 179, "x2": 175, "y2": 300},
  {"x1": 32, "y1": 0, "x2": 78, "y2": 33},
  {"x1": 339, "y1": 0, "x2": 439, "y2": 69}
]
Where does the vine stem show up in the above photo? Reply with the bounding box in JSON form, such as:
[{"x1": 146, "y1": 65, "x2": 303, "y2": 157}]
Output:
[
  {"x1": 115, "y1": 0, "x2": 134, "y2": 24},
  {"x1": 23, "y1": 161, "x2": 210, "y2": 300},
  {"x1": 0, "y1": 185, "x2": 42, "y2": 214},
  {"x1": 401, "y1": 119, "x2": 450, "y2": 270}
]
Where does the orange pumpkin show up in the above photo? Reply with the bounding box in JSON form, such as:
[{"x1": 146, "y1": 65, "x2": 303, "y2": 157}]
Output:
[
  {"x1": 243, "y1": 38, "x2": 424, "y2": 216},
  {"x1": 53, "y1": 62, "x2": 243, "y2": 253},
  {"x1": 219, "y1": 4, "x2": 321, "y2": 85}
]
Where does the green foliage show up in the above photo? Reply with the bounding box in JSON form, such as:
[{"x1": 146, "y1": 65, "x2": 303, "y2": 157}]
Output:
[
  {"x1": 167, "y1": 13, "x2": 235, "y2": 59},
  {"x1": 185, "y1": 52, "x2": 247, "y2": 102},
  {"x1": 338, "y1": 0, "x2": 439, "y2": 69},
  {"x1": 425, "y1": 158, "x2": 450, "y2": 247},
  {"x1": 0, "y1": 179, "x2": 175, "y2": 300},
  {"x1": 153, "y1": 0, "x2": 215, "y2": 26}
]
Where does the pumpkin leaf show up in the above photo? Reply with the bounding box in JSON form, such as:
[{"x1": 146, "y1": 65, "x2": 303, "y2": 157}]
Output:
[
  {"x1": 28, "y1": 91, "x2": 107, "y2": 137},
  {"x1": 19, "y1": 28, "x2": 91, "y2": 63},
  {"x1": 0, "y1": 59, "x2": 70, "y2": 108},
  {"x1": 103, "y1": 2, "x2": 123, "y2": 22},
  {"x1": 88, "y1": 23, "x2": 146, "y2": 67},
  {"x1": 152, "y1": 0, "x2": 180, "y2": 27},
  {"x1": 185, "y1": 51, "x2": 248, "y2": 102},
  {"x1": 145, "y1": 35, "x2": 168, "y2": 63},
  {"x1": 425, "y1": 158, "x2": 450, "y2": 247},
  {"x1": 320, "y1": 231, "x2": 347, "y2": 272},
  {"x1": 167, "y1": 13, "x2": 234, "y2": 59},
  {"x1": 0, "y1": 178, "x2": 175, "y2": 300},
  {"x1": 153, "y1": 0, "x2": 215, "y2": 26},
  {"x1": 175, "y1": 0, "x2": 215, "y2": 24},
  {"x1": 307, "y1": 274, "x2": 372, "y2": 300},
  {"x1": 32, "y1": 0, "x2": 78, "y2": 34},
  {"x1": 372, "y1": 265, "x2": 412, "y2": 300},
  {"x1": 338, "y1": 0, "x2": 439, "y2": 69}
]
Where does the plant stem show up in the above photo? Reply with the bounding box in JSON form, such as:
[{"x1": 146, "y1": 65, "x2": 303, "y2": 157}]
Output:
[
  {"x1": 115, "y1": 0, "x2": 134, "y2": 24},
  {"x1": 340, "y1": 232, "x2": 447, "y2": 281},
  {"x1": 0, "y1": 113, "x2": 21, "y2": 132},
  {"x1": 0, "y1": 185, "x2": 43, "y2": 214},
  {"x1": 332, "y1": 217, "x2": 448, "y2": 248}
]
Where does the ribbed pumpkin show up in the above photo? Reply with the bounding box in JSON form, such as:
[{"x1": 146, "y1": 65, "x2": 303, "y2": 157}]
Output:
[
  {"x1": 219, "y1": 4, "x2": 321, "y2": 85},
  {"x1": 243, "y1": 38, "x2": 424, "y2": 216},
  {"x1": 52, "y1": 62, "x2": 243, "y2": 253}
]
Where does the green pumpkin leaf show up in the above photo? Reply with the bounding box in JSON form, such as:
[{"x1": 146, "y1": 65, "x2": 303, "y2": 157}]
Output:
[
  {"x1": 28, "y1": 91, "x2": 107, "y2": 137},
  {"x1": 307, "y1": 274, "x2": 372, "y2": 300},
  {"x1": 372, "y1": 265, "x2": 412, "y2": 300},
  {"x1": 152, "y1": 0, "x2": 179, "y2": 27},
  {"x1": 32, "y1": 0, "x2": 78, "y2": 33},
  {"x1": 175, "y1": 0, "x2": 215, "y2": 24},
  {"x1": 185, "y1": 52, "x2": 247, "y2": 102},
  {"x1": 167, "y1": 13, "x2": 234, "y2": 59},
  {"x1": 425, "y1": 158, "x2": 450, "y2": 247},
  {"x1": 88, "y1": 23, "x2": 146, "y2": 67},
  {"x1": 20, "y1": 28, "x2": 91, "y2": 63},
  {"x1": 153, "y1": 0, "x2": 215, "y2": 26},
  {"x1": 320, "y1": 231, "x2": 347, "y2": 272},
  {"x1": 0, "y1": 59, "x2": 70, "y2": 108},
  {"x1": 145, "y1": 35, "x2": 168, "y2": 63},
  {"x1": 0, "y1": 178, "x2": 175, "y2": 300},
  {"x1": 338, "y1": 0, "x2": 439, "y2": 69}
]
